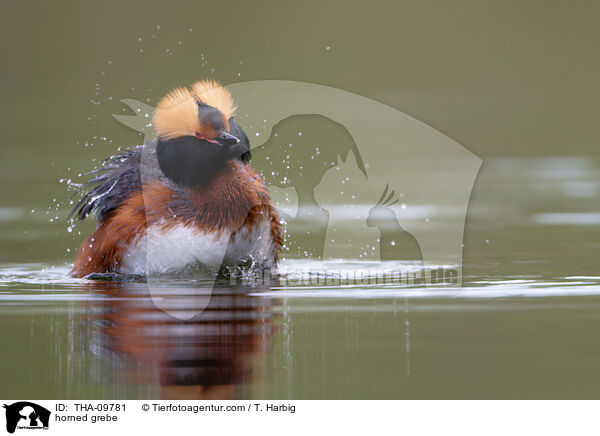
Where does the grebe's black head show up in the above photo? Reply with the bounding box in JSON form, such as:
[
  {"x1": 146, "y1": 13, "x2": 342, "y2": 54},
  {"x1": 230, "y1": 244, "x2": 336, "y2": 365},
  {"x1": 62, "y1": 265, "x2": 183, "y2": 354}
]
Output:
[{"x1": 153, "y1": 80, "x2": 251, "y2": 187}]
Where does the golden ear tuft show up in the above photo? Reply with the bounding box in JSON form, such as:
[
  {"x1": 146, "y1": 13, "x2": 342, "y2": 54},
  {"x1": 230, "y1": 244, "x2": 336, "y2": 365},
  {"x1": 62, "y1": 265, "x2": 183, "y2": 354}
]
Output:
[
  {"x1": 153, "y1": 87, "x2": 200, "y2": 140},
  {"x1": 191, "y1": 80, "x2": 237, "y2": 120}
]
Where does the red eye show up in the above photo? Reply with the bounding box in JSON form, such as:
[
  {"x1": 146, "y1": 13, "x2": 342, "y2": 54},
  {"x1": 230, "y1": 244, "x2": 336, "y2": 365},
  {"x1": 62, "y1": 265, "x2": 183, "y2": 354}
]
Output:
[{"x1": 195, "y1": 132, "x2": 220, "y2": 145}]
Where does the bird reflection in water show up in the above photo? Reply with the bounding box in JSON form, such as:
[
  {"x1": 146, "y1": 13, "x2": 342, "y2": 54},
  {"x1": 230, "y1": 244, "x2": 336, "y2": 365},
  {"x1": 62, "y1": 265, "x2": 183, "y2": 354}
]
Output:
[{"x1": 85, "y1": 277, "x2": 278, "y2": 400}]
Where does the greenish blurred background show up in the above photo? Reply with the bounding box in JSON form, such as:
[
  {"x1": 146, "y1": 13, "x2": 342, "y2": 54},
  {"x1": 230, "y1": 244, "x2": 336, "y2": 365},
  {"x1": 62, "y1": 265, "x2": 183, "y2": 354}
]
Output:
[{"x1": 3, "y1": 0, "x2": 600, "y2": 156}]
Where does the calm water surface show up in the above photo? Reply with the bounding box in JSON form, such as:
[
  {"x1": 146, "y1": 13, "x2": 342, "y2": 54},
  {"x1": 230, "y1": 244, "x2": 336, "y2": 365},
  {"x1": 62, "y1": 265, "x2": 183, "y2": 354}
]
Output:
[{"x1": 1, "y1": 157, "x2": 599, "y2": 399}]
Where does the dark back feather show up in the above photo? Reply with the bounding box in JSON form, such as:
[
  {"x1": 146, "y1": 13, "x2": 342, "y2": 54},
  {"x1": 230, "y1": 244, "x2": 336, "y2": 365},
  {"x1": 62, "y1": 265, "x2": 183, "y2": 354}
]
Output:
[{"x1": 70, "y1": 142, "x2": 161, "y2": 223}]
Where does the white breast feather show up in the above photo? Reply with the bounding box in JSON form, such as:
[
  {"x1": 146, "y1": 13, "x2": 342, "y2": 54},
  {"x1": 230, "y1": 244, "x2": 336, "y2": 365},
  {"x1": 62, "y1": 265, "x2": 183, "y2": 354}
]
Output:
[{"x1": 118, "y1": 218, "x2": 273, "y2": 275}]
